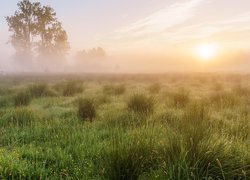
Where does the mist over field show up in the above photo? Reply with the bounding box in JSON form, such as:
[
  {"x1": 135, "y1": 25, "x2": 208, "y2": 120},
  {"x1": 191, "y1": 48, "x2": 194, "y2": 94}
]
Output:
[
  {"x1": 1, "y1": 0, "x2": 250, "y2": 74},
  {"x1": 0, "y1": 1, "x2": 250, "y2": 179}
]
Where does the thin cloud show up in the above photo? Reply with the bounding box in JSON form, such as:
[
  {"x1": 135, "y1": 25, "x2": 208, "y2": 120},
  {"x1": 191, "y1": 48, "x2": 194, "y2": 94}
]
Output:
[{"x1": 114, "y1": 0, "x2": 205, "y2": 38}]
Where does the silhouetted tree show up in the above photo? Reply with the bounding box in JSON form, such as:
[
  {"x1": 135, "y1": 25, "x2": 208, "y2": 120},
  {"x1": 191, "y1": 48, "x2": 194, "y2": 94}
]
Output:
[
  {"x1": 6, "y1": 0, "x2": 40, "y2": 61},
  {"x1": 76, "y1": 47, "x2": 106, "y2": 60},
  {"x1": 36, "y1": 5, "x2": 69, "y2": 59},
  {"x1": 6, "y1": 0, "x2": 69, "y2": 62}
]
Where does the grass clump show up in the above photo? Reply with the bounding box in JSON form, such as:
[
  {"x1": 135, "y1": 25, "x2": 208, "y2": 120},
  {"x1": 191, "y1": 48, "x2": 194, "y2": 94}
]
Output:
[
  {"x1": 209, "y1": 91, "x2": 238, "y2": 108},
  {"x1": 103, "y1": 84, "x2": 126, "y2": 95},
  {"x1": 13, "y1": 90, "x2": 32, "y2": 106},
  {"x1": 100, "y1": 132, "x2": 158, "y2": 180},
  {"x1": 28, "y1": 83, "x2": 57, "y2": 98},
  {"x1": 148, "y1": 83, "x2": 161, "y2": 94},
  {"x1": 63, "y1": 80, "x2": 83, "y2": 96},
  {"x1": 77, "y1": 98, "x2": 96, "y2": 122},
  {"x1": 171, "y1": 89, "x2": 189, "y2": 108},
  {"x1": 0, "y1": 107, "x2": 36, "y2": 127},
  {"x1": 127, "y1": 94, "x2": 155, "y2": 115},
  {"x1": 0, "y1": 96, "x2": 12, "y2": 108}
]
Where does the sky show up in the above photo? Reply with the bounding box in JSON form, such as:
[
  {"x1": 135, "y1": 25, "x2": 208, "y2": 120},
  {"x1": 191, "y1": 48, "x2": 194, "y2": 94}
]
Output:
[{"x1": 1, "y1": 0, "x2": 250, "y2": 72}]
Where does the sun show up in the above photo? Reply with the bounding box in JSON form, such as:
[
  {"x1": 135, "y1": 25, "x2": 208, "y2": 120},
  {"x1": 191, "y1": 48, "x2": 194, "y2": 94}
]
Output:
[{"x1": 195, "y1": 43, "x2": 218, "y2": 60}]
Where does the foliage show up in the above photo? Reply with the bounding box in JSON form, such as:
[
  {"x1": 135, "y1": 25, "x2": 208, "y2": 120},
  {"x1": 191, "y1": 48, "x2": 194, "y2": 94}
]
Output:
[{"x1": 5, "y1": 0, "x2": 69, "y2": 60}]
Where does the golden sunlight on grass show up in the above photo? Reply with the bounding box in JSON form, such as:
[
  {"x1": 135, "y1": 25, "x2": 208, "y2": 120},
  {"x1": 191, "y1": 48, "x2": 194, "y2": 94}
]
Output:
[{"x1": 195, "y1": 43, "x2": 218, "y2": 61}]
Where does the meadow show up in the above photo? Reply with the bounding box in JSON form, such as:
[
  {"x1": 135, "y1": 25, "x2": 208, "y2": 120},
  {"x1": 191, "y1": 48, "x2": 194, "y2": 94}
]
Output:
[{"x1": 0, "y1": 73, "x2": 249, "y2": 179}]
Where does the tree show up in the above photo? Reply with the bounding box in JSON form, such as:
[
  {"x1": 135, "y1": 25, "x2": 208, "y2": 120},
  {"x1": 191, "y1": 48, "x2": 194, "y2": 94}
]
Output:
[
  {"x1": 6, "y1": 0, "x2": 69, "y2": 62},
  {"x1": 6, "y1": 0, "x2": 40, "y2": 61},
  {"x1": 76, "y1": 47, "x2": 106, "y2": 60},
  {"x1": 36, "y1": 5, "x2": 69, "y2": 59}
]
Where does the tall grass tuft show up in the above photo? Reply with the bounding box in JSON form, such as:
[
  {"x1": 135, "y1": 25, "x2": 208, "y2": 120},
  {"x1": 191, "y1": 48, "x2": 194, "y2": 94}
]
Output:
[
  {"x1": 148, "y1": 83, "x2": 161, "y2": 94},
  {"x1": 103, "y1": 84, "x2": 126, "y2": 95},
  {"x1": 28, "y1": 83, "x2": 57, "y2": 98},
  {"x1": 127, "y1": 94, "x2": 155, "y2": 115},
  {"x1": 171, "y1": 89, "x2": 189, "y2": 108},
  {"x1": 77, "y1": 98, "x2": 96, "y2": 122},
  {"x1": 63, "y1": 80, "x2": 83, "y2": 96},
  {"x1": 100, "y1": 131, "x2": 158, "y2": 180},
  {"x1": 0, "y1": 107, "x2": 36, "y2": 127},
  {"x1": 13, "y1": 90, "x2": 32, "y2": 106}
]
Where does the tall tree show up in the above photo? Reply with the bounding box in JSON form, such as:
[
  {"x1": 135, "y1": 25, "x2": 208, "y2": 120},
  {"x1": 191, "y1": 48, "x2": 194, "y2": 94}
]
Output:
[
  {"x1": 36, "y1": 5, "x2": 69, "y2": 59},
  {"x1": 6, "y1": 0, "x2": 40, "y2": 61},
  {"x1": 6, "y1": 0, "x2": 69, "y2": 62}
]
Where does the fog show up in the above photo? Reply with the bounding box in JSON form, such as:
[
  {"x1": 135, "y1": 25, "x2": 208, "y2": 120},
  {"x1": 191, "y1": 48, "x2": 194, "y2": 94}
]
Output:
[
  {"x1": 1, "y1": 0, "x2": 250, "y2": 74},
  {"x1": 1, "y1": 51, "x2": 250, "y2": 74}
]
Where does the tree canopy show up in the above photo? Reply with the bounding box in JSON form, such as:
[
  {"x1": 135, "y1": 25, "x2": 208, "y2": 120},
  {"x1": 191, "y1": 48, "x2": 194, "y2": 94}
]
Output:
[
  {"x1": 6, "y1": 0, "x2": 69, "y2": 62},
  {"x1": 76, "y1": 47, "x2": 106, "y2": 60}
]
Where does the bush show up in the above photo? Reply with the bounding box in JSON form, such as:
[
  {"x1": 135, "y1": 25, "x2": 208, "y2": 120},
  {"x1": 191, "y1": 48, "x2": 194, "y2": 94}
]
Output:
[
  {"x1": 127, "y1": 94, "x2": 155, "y2": 115},
  {"x1": 13, "y1": 90, "x2": 32, "y2": 106},
  {"x1": 148, "y1": 83, "x2": 161, "y2": 94},
  {"x1": 63, "y1": 80, "x2": 83, "y2": 96},
  {"x1": 77, "y1": 98, "x2": 96, "y2": 122}
]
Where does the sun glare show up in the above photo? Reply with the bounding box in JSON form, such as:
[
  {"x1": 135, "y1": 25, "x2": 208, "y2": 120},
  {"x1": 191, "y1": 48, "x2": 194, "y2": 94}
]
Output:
[{"x1": 195, "y1": 44, "x2": 218, "y2": 60}]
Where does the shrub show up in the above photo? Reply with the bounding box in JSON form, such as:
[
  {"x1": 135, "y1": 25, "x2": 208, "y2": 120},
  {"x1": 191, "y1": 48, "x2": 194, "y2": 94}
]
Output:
[
  {"x1": 77, "y1": 98, "x2": 96, "y2": 122},
  {"x1": 13, "y1": 90, "x2": 32, "y2": 106},
  {"x1": 127, "y1": 94, "x2": 155, "y2": 115},
  {"x1": 63, "y1": 80, "x2": 83, "y2": 96},
  {"x1": 148, "y1": 83, "x2": 161, "y2": 94}
]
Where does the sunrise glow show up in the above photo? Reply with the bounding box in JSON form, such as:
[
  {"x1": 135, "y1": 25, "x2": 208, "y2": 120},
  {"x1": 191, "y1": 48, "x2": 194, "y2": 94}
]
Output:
[{"x1": 195, "y1": 44, "x2": 218, "y2": 61}]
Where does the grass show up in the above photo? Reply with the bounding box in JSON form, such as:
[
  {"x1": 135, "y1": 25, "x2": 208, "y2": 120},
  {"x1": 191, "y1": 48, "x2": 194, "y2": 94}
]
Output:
[
  {"x1": 77, "y1": 97, "x2": 96, "y2": 122},
  {"x1": 127, "y1": 93, "x2": 155, "y2": 115},
  {"x1": 13, "y1": 90, "x2": 32, "y2": 106},
  {"x1": 0, "y1": 73, "x2": 249, "y2": 179}
]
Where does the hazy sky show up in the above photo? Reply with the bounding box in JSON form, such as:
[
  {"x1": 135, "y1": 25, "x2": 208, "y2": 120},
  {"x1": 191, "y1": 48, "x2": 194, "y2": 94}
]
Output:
[{"x1": 1, "y1": 0, "x2": 250, "y2": 72}]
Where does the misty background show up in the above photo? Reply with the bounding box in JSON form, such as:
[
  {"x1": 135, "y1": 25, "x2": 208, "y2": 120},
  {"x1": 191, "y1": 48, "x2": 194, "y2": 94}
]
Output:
[{"x1": 1, "y1": 0, "x2": 250, "y2": 73}]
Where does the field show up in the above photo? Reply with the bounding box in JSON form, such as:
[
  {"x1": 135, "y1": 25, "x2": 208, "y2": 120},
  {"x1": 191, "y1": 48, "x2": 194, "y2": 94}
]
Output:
[{"x1": 0, "y1": 73, "x2": 249, "y2": 179}]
